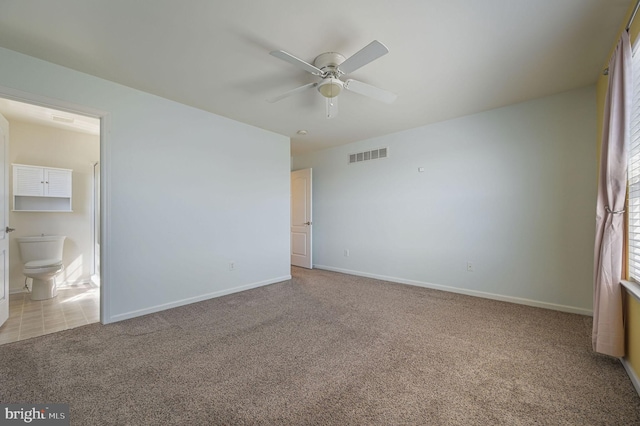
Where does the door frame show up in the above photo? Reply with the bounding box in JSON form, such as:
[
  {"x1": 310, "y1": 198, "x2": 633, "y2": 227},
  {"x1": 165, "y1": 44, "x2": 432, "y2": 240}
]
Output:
[
  {"x1": 0, "y1": 84, "x2": 111, "y2": 324},
  {"x1": 0, "y1": 114, "x2": 8, "y2": 327}
]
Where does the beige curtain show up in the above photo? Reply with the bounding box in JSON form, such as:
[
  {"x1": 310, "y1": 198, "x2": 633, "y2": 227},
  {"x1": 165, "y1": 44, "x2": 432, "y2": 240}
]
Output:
[{"x1": 593, "y1": 31, "x2": 632, "y2": 357}]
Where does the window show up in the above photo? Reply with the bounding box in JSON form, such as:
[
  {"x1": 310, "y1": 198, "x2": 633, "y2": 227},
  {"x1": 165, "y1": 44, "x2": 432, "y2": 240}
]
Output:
[{"x1": 629, "y1": 43, "x2": 640, "y2": 280}]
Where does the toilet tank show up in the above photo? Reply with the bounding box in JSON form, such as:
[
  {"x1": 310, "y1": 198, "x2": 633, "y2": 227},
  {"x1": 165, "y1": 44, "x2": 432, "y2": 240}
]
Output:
[{"x1": 16, "y1": 235, "x2": 66, "y2": 263}]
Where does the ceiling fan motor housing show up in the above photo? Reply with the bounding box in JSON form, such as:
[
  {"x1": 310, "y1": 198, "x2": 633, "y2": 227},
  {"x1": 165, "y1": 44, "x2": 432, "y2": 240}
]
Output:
[{"x1": 313, "y1": 52, "x2": 346, "y2": 73}]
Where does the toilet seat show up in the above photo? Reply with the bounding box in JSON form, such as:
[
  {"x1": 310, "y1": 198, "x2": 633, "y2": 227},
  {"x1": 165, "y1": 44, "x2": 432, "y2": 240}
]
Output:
[{"x1": 24, "y1": 259, "x2": 63, "y2": 269}]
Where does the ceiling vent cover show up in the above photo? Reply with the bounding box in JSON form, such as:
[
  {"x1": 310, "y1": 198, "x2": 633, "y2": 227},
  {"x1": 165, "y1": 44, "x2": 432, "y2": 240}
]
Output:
[{"x1": 348, "y1": 147, "x2": 388, "y2": 164}]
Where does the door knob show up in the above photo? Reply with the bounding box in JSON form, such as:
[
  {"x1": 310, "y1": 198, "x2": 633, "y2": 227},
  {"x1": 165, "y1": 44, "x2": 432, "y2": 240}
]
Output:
[
  {"x1": 5, "y1": 227, "x2": 15, "y2": 233},
  {"x1": 304, "y1": 221, "x2": 312, "y2": 225}
]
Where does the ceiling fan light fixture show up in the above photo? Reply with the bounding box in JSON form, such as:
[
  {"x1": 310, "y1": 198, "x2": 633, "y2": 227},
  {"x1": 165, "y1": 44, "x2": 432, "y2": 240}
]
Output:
[{"x1": 317, "y1": 78, "x2": 343, "y2": 98}]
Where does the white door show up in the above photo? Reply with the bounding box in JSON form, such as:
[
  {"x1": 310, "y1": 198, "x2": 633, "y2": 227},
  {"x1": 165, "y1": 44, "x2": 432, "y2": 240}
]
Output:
[
  {"x1": 0, "y1": 114, "x2": 9, "y2": 327},
  {"x1": 291, "y1": 168, "x2": 312, "y2": 269}
]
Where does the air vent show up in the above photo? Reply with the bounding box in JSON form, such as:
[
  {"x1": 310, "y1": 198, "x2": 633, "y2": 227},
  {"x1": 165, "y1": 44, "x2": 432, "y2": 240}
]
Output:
[
  {"x1": 348, "y1": 147, "x2": 388, "y2": 164},
  {"x1": 52, "y1": 115, "x2": 75, "y2": 124}
]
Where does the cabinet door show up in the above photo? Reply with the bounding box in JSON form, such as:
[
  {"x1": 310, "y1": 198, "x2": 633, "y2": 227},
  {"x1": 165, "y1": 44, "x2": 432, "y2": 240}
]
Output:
[
  {"x1": 45, "y1": 169, "x2": 72, "y2": 197},
  {"x1": 14, "y1": 166, "x2": 44, "y2": 196}
]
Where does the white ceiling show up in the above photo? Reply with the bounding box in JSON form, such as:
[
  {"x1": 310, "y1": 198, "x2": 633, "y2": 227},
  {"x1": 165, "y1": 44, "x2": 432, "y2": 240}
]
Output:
[{"x1": 0, "y1": 0, "x2": 631, "y2": 155}]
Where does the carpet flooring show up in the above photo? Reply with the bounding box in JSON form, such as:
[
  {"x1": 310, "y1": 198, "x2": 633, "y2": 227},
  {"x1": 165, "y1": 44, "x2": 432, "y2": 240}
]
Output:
[{"x1": 0, "y1": 267, "x2": 638, "y2": 425}]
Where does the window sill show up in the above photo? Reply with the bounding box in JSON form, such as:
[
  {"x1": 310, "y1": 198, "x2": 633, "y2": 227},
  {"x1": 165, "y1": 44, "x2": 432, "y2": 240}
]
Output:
[{"x1": 621, "y1": 280, "x2": 640, "y2": 302}]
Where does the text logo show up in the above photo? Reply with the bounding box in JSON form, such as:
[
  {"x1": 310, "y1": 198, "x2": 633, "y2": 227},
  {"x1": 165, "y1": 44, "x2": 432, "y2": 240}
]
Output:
[{"x1": 0, "y1": 404, "x2": 69, "y2": 425}]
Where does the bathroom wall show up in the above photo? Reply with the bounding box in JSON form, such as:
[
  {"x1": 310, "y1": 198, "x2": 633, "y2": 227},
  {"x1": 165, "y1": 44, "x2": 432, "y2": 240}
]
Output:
[{"x1": 8, "y1": 120, "x2": 99, "y2": 292}]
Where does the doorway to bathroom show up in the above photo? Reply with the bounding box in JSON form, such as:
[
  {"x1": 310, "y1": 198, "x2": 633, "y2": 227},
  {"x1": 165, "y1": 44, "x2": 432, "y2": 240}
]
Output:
[{"x1": 0, "y1": 96, "x2": 102, "y2": 345}]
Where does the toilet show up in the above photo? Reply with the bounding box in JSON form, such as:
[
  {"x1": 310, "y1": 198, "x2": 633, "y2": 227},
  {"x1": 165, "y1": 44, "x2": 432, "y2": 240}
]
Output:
[{"x1": 16, "y1": 235, "x2": 66, "y2": 301}]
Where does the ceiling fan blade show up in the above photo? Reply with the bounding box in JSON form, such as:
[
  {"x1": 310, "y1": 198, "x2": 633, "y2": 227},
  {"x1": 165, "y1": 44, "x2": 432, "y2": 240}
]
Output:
[
  {"x1": 325, "y1": 96, "x2": 338, "y2": 119},
  {"x1": 344, "y1": 79, "x2": 397, "y2": 104},
  {"x1": 267, "y1": 82, "x2": 318, "y2": 103},
  {"x1": 337, "y1": 40, "x2": 389, "y2": 75},
  {"x1": 270, "y1": 50, "x2": 324, "y2": 76}
]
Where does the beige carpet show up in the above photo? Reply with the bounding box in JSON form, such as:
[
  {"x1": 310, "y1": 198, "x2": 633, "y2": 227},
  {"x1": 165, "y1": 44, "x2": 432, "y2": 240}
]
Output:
[{"x1": 0, "y1": 267, "x2": 638, "y2": 425}]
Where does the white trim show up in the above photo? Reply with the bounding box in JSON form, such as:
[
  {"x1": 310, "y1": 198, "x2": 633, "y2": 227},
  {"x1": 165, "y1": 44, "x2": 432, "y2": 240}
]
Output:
[
  {"x1": 60, "y1": 279, "x2": 96, "y2": 287},
  {"x1": 99, "y1": 113, "x2": 110, "y2": 324},
  {"x1": 0, "y1": 85, "x2": 107, "y2": 119},
  {"x1": 314, "y1": 265, "x2": 593, "y2": 316},
  {"x1": 9, "y1": 278, "x2": 96, "y2": 292},
  {"x1": 621, "y1": 280, "x2": 640, "y2": 302},
  {"x1": 91, "y1": 274, "x2": 100, "y2": 287},
  {"x1": 108, "y1": 275, "x2": 292, "y2": 323},
  {"x1": 621, "y1": 357, "x2": 640, "y2": 397},
  {"x1": 621, "y1": 284, "x2": 640, "y2": 398},
  {"x1": 58, "y1": 279, "x2": 93, "y2": 287}
]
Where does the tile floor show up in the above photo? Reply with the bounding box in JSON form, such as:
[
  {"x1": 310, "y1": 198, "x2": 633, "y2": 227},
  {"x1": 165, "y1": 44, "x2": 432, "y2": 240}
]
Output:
[{"x1": 0, "y1": 284, "x2": 99, "y2": 345}]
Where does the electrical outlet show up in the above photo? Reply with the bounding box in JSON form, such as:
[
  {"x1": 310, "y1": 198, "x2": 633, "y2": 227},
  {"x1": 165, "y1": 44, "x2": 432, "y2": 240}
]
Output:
[
  {"x1": 229, "y1": 262, "x2": 235, "y2": 271},
  {"x1": 466, "y1": 262, "x2": 474, "y2": 272},
  {"x1": 344, "y1": 249, "x2": 350, "y2": 257}
]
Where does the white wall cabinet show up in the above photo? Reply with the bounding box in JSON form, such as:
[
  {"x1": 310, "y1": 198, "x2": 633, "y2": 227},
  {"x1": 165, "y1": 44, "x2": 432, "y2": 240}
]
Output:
[{"x1": 13, "y1": 164, "x2": 72, "y2": 212}]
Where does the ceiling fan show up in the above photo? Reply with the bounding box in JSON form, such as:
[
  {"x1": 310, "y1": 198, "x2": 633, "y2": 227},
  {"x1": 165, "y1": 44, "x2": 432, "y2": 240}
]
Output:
[{"x1": 267, "y1": 40, "x2": 397, "y2": 119}]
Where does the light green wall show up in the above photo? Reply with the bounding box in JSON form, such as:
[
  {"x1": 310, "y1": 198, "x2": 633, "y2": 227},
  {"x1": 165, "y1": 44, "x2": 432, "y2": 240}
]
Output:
[
  {"x1": 0, "y1": 46, "x2": 291, "y2": 323},
  {"x1": 294, "y1": 86, "x2": 596, "y2": 314}
]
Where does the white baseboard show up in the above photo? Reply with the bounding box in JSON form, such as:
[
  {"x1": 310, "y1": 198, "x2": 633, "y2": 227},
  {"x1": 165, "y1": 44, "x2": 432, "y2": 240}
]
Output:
[
  {"x1": 9, "y1": 278, "x2": 94, "y2": 294},
  {"x1": 314, "y1": 265, "x2": 593, "y2": 316},
  {"x1": 91, "y1": 274, "x2": 101, "y2": 287},
  {"x1": 59, "y1": 279, "x2": 93, "y2": 287},
  {"x1": 621, "y1": 357, "x2": 640, "y2": 397},
  {"x1": 9, "y1": 284, "x2": 97, "y2": 297},
  {"x1": 108, "y1": 275, "x2": 292, "y2": 323}
]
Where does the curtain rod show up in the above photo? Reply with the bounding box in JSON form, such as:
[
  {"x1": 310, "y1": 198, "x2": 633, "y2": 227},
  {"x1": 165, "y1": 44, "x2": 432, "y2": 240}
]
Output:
[
  {"x1": 604, "y1": 0, "x2": 640, "y2": 75},
  {"x1": 627, "y1": 0, "x2": 640, "y2": 31}
]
